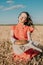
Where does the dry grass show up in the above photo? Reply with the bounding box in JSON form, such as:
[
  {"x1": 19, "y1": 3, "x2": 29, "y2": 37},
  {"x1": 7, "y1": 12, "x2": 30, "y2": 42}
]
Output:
[
  {"x1": 0, "y1": 41, "x2": 43, "y2": 65},
  {"x1": 0, "y1": 25, "x2": 43, "y2": 65}
]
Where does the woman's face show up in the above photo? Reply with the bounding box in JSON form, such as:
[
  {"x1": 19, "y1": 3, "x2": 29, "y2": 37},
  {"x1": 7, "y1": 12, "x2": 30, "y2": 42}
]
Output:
[{"x1": 18, "y1": 13, "x2": 27, "y2": 23}]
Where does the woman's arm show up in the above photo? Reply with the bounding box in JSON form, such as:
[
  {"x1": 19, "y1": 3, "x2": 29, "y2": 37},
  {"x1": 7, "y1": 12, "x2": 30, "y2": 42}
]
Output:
[
  {"x1": 10, "y1": 30, "x2": 15, "y2": 43},
  {"x1": 27, "y1": 31, "x2": 39, "y2": 47},
  {"x1": 27, "y1": 31, "x2": 32, "y2": 41}
]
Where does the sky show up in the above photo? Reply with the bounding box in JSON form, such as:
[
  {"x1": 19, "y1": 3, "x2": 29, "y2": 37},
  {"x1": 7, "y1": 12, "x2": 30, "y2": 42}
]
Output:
[{"x1": 0, "y1": 0, "x2": 43, "y2": 24}]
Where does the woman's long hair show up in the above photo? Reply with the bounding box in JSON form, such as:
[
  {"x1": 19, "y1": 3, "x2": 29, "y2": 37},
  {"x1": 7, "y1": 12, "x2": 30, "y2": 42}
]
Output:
[{"x1": 18, "y1": 11, "x2": 34, "y2": 27}]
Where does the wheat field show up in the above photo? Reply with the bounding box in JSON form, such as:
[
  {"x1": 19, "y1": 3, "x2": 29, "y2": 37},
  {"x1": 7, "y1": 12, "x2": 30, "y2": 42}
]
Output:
[{"x1": 0, "y1": 25, "x2": 43, "y2": 65}]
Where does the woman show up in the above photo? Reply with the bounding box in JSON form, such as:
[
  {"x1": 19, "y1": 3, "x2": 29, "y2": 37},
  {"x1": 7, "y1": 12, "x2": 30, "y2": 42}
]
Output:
[{"x1": 10, "y1": 11, "x2": 42, "y2": 62}]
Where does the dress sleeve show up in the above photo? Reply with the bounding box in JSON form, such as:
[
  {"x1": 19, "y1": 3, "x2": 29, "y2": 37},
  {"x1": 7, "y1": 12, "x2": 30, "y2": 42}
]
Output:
[
  {"x1": 10, "y1": 26, "x2": 15, "y2": 30},
  {"x1": 29, "y1": 26, "x2": 34, "y2": 33}
]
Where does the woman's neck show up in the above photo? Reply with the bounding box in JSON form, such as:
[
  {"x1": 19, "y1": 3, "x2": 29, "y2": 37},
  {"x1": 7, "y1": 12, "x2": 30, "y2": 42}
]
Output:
[{"x1": 18, "y1": 22, "x2": 24, "y2": 25}]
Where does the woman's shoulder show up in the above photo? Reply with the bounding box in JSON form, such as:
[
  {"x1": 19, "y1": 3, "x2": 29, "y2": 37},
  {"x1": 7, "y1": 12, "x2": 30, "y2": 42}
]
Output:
[
  {"x1": 27, "y1": 26, "x2": 34, "y2": 33},
  {"x1": 10, "y1": 25, "x2": 16, "y2": 30}
]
